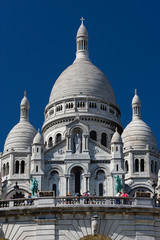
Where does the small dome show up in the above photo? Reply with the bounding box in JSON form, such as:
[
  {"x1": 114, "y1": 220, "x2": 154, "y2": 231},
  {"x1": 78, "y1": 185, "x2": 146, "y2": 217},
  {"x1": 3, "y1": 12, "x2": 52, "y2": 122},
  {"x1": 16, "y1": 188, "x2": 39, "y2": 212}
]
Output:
[
  {"x1": 122, "y1": 119, "x2": 157, "y2": 150},
  {"x1": 20, "y1": 91, "x2": 29, "y2": 108},
  {"x1": 4, "y1": 121, "x2": 36, "y2": 152},
  {"x1": 132, "y1": 89, "x2": 141, "y2": 106},
  {"x1": 111, "y1": 128, "x2": 122, "y2": 143},
  {"x1": 33, "y1": 129, "x2": 44, "y2": 145},
  {"x1": 76, "y1": 20, "x2": 88, "y2": 38}
]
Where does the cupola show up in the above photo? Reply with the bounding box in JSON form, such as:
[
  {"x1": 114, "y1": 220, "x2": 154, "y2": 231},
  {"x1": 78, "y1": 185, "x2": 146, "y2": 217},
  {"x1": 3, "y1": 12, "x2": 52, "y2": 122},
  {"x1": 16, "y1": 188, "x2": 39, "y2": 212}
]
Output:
[
  {"x1": 132, "y1": 89, "x2": 141, "y2": 120},
  {"x1": 76, "y1": 17, "x2": 89, "y2": 59}
]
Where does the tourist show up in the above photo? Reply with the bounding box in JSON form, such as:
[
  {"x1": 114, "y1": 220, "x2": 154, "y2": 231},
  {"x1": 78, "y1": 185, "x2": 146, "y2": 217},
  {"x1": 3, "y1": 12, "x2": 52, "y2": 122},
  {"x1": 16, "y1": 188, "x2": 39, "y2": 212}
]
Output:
[{"x1": 122, "y1": 191, "x2": 128, "y2": 204}]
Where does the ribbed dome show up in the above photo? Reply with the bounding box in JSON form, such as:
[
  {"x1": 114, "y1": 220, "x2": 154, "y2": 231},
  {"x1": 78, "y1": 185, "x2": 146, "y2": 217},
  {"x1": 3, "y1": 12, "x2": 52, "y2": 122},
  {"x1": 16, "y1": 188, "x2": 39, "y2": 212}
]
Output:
[
  {"x1": 122, "y1": 119, "x2": 157, "y2": 150},
  {"x1": 4, "y1": 121, "x2": 36, "y2": 152},
  {"x1": 33, "y1": 129, "x2": 44, "y2": 145},
  {"x1": 49, "y1": 58, "x2": 117, "y2": 105}
]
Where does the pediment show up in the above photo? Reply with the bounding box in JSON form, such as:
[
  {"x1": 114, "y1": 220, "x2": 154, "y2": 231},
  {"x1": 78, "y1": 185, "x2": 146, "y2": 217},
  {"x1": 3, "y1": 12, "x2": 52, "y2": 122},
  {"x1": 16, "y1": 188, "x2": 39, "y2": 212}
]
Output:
[
  {"x1": 89, "y1": 139, "x2": 111, "y2": 160},
  {"x1": 66, "y1": 118, "x2": 89, "y2": 135},
  {"x1": 44, "y1": 139, "x2": 66, "y2": 160}
]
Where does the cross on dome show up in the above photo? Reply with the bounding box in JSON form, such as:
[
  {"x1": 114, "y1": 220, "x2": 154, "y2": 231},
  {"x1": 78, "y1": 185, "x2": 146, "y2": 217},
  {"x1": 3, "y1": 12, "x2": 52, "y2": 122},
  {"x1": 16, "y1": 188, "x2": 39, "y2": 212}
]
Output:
[{"x1": 80, "y1": 17, "x2": 85, "y2": 25}]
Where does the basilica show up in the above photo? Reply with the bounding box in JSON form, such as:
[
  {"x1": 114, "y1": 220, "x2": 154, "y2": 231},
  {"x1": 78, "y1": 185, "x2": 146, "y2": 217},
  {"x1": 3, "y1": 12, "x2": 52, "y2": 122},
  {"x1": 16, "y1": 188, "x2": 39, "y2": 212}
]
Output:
[
  {"x1": 1, "y1": 19, "x2": 160, "y2": 240},
  {"x1": 0, "y1": 19, "x2": 159, "y2": 201}
]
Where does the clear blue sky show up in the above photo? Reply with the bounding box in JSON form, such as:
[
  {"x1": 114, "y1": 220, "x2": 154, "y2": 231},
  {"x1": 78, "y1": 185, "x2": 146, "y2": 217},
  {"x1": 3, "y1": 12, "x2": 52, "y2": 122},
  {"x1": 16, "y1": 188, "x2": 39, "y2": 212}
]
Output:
[{"x1": 0, "y1": 1, "x2": 160, "y2": 151}]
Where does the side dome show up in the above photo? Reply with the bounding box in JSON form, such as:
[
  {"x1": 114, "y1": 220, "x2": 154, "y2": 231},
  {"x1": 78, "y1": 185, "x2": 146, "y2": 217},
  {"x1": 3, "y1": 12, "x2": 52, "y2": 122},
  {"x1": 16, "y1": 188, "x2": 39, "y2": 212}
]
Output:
[
  {"x1": 122, "y1": 90, "x2": 157, "y2": 150},
  {"x1": 111, "y1": 128, "x2": 122, "y2": 144},
  {"x1": 122, "y1": 119, "x2": 157, "y2": 150},
  {"x1": 4, "y1": 122, "x2": 36, "y2": 152},
  {"x1": 33, "y1": 129, "x2": 44, "y2": 145},
  {"x1": 4, "y1": 92, "x2": 36, "y2": 152},
  {"x1": 49, "y1": 59, "x2": 117, "y2": 105}
]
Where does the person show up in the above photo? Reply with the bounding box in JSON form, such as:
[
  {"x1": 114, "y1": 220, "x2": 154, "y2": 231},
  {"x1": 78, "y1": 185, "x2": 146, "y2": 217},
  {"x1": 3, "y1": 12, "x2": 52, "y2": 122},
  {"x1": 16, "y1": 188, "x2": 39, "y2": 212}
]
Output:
[
  {"x1": 116, "y1": 191, "x2": 121, "y2": 204},
  {"x1": 27, "y1": 193, "x2": 31, "y2": 205},
  {"x1": 122, "y1": 190, "x2": 128, "y2": 204},
  {"x1": 66, "y1": 192, "x2": 71, "y2": 204}
]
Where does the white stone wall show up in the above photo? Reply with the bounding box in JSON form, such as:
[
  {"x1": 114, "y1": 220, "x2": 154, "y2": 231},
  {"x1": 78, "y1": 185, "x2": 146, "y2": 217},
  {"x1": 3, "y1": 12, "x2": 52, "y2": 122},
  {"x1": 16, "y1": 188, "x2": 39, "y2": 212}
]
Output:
[{"x1": 1, "y1": 206, "x2": 160, "y2": 240}]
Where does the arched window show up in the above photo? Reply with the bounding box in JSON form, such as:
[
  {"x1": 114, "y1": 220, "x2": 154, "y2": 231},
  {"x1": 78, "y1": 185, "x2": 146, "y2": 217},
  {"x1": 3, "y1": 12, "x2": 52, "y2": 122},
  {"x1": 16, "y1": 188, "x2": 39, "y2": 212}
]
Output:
[
  {"x1": 6, "y1": 163, "x2": 9, "y2": 175},
  {"x1": 151, "y1": 160, "x2": 154, "y2": 173},
  {"x1": 48, "y1": 137, "x2": 53, "y2": 148},
  {"x1": 116, "y1": 164, "x2": 119, "y2": 171},
  {"x1": 125, "y1": 161, "x2": 129, "y2": 172},
  {"x1": 56, "y1": 133, "x2": 62, "y2": 144},
  {"x1": 155, "y1": 161, "x2": 158, "y2": 174},
  {"x1": 52, "y1": 184, "x2": 57, "y2": 196},
  {"x1": 21, "y1": 160, "x2": 25, "y2": 174},
  {"x1": 135, "y1": 159, "x2": 139, "y2": 172},
  {"x1": 99, "y1": 183, "x2": 103, "y2": 196},
  {"x1": 15, "y1": 161, "x2": 19, "y2": 174},
  {"x1": 90, "y1": 131, "x2": 97, "y2": 141},
  {"x1": 101, "y1": 133, "x2": 107, "y2": 147},
  {"x1": 36, "y1": 165, "x2": 38, "y2": 172},
  {"x1": 116, "y1": 146, "x2": 118, "y2": 151},
  {"x1": 3, "y1": 164, "x2": 5, "y2": 176},
  {"x1": 140, "y1": 159, "x2": 144, "y2": 172}
]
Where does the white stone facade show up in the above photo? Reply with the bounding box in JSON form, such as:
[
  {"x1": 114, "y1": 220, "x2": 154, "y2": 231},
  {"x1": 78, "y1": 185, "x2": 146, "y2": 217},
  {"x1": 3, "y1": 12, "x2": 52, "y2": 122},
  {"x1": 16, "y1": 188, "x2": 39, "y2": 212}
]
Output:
[{"x1": 0, "y1": 19, "x2": 160, "y2": 240}]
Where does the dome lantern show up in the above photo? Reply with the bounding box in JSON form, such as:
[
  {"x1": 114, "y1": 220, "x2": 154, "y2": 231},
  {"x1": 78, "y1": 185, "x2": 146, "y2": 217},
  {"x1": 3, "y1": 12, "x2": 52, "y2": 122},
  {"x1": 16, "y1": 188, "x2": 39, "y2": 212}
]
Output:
[
  {"x1": 132, "y1": 89, "x2": 141, "y2": 120},
  {"x1": 76, "y1": 17, "x2": 89, "y2": 60},
  {"x1": 20, "y1": 91, "x2": 30, "y2": 122}
]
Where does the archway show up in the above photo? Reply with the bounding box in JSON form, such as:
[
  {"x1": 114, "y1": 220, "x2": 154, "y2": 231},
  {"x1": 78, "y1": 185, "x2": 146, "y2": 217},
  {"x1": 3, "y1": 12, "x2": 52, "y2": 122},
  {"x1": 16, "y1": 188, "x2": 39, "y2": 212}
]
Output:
[{"x1": 71, "y1": 166, "x2": 83, "y2": 194}]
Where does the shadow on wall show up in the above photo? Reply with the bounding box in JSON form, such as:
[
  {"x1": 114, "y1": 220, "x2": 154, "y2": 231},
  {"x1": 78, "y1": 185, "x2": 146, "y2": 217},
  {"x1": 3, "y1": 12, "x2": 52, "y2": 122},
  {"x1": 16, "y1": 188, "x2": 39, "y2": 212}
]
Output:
[{"x1": 80, "y1": 235, "x2": 111, "y2": 240}]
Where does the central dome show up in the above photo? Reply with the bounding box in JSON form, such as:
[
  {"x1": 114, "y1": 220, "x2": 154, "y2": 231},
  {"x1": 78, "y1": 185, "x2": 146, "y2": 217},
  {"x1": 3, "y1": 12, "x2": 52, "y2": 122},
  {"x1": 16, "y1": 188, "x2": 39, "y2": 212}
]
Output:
[
  {"x1": 49, "y1": 20, "x2": 117, "y2": 107},
  {"x1": 49, "y1": 58, "x2": 117, "y2": 105}
]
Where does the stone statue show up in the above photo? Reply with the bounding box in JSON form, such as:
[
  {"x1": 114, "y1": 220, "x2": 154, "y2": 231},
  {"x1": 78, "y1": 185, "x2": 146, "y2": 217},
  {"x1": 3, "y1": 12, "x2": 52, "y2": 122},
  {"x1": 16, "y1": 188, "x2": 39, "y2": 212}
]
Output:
[
  {"x1": 74, "y1": 133, "x2": 81, "y2": 153},
  {"x1": 30, "y1": 177, "x2": 38, "y2": 196},
  {"x1": 91, "y1": 215, "x2": 99, "y2": 235},
  {"x1": 114, "y1": 175, "x2": 122, "y2": 194}
]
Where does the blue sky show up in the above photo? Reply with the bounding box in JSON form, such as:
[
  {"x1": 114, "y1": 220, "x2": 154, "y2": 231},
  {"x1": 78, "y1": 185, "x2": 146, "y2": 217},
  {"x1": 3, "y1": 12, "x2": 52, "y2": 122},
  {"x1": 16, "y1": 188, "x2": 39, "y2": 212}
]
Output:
[{"x1": 0, "y1": 1, "x2": 160, "y2": 151}]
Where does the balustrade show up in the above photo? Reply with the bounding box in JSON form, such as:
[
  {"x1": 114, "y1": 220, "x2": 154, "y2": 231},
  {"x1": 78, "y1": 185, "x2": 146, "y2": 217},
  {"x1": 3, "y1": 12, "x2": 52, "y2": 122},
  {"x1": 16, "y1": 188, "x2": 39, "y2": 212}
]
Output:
[{"x1": 0, "y1": 196, "x2": 157, "y2": 209}]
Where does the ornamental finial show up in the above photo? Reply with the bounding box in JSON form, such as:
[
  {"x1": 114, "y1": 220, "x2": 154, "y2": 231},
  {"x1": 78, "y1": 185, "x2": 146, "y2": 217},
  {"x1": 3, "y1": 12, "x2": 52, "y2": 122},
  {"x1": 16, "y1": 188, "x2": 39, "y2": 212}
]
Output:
[
  {"x1": 80, "y1": 17, "x2": 85, "y2": 25},
  {"x1": 135, "y1": 89, "x2": 137, "y2": 95},
  {"x1": 24, "y1": 91, "x2": 27, "y2": 97}
]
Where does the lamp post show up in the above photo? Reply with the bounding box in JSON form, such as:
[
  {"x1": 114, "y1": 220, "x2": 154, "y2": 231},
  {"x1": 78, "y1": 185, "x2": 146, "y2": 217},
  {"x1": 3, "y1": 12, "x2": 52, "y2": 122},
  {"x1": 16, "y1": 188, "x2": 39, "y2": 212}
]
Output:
[{"x1": 152, "y1": 181, "x2": 157, "y2": 196}]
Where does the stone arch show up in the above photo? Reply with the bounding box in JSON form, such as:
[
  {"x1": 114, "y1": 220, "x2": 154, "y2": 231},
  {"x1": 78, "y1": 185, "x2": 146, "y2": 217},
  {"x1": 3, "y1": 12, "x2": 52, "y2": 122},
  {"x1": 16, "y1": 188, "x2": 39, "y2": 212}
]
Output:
[
  {"x1": 5, "y1": 185, "x2": 31, "y2": 199},
  {"x1": 54, "y1": 130, "x2": 63, "y2": 141},
  {"x1": 68, "y1": 122, "x2": 88, "y2": 135},
  {"x1": 49, "y1": 166, "x2": 63, "y2": 177},
  {"x1": 80, "y1": 235, "x2": 111, "y2": 240},
  {"x1": 67, "y1": 163, "x2": 87, "y2": 175},
  {"x1": 48, "y1": 135, "x2": 53, "y2": 148},
  {"x1": 70, "y1": 166, "x2": 84, "y2": 194},
  {"x1": 128, "y1": 186, "x2": 153, "y2": 197},
  {"x1": 49, "y1": 170, "x2": 60, "y2": 196},
  {"x1": 71, "y1": 127, "x2": 83, "y2": 153},
  {"x1": 91, "y1": 165, "x2": 109, "y2": 177}
]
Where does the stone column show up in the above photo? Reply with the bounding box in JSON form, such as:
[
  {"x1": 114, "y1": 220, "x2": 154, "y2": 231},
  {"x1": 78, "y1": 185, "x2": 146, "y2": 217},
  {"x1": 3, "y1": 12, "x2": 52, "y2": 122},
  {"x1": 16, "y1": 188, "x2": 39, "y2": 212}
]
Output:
[
  {"x1": 84, "y1": 135, "x2": 89, "y2": 151},
  {"x1": 66, "y1": 135, "x2": 72, "y2": 152},
  {"x1": 65, "y1": 174, "x2": 70, "y2": 195}
]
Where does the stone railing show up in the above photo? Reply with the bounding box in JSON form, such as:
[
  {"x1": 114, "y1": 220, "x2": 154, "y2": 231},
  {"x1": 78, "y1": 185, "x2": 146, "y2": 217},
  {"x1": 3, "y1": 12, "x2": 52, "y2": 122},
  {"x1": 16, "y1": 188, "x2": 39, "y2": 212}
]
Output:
[{"x1": 0, "y1": 196, "x2": 158, "y2": 209}]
